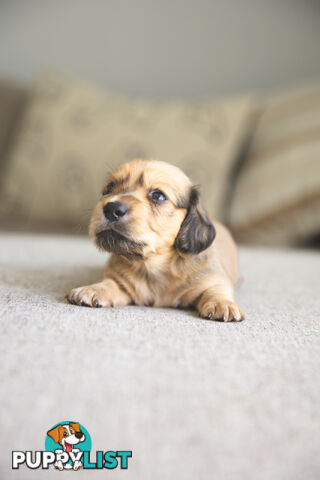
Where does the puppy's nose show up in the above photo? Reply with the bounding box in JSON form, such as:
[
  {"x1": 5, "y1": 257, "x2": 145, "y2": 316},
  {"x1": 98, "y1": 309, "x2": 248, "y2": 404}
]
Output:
[
  {"x1": 103, "y1": 201, "x2": 128, "y2": 222},
  {"x1": 75, "y1": 431, "x2": 83, "y2": 439}
]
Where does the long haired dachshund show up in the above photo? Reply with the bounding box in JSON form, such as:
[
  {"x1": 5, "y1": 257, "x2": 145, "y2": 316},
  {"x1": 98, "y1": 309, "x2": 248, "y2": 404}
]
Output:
[{"x1": 67, "y1": 159, "x2": 244, "y2": 322}]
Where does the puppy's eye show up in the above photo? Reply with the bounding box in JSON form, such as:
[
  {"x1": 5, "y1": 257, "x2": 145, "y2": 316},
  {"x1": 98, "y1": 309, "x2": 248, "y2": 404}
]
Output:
[
  {"x1": 102, "y1": 181, "x2": 115, "y2": 196},
  {"x1": 63, "y1": 431, "x2": 68, "y2": 437},
  {"x1": 150, "y1": 190, "x2": 166, "y2": 202}
]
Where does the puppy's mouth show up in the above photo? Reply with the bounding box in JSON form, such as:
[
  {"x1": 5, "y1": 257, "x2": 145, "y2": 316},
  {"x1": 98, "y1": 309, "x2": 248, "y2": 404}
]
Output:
[
  {"x1": 95, "y1": 228, "x2": 145, "y2": 259},
  {"x1": 64, "y1": 441, "x2": 73, "y2": 453}
]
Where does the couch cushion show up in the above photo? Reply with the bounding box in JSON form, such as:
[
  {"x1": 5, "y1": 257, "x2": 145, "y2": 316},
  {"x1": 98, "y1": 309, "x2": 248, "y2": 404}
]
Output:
[
  {"x1": 0, "y1": 78, "x2": 28, "y2": 169},
  {"x1": 0, "y1": 71, "x2": 255, "y2": 232},
  {"x1": 229, "y1": 82, "x2": 320, "y2": 246}
]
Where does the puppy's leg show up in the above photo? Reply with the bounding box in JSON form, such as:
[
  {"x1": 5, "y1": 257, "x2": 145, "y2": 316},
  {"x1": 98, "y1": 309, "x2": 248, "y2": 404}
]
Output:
[
  {"x1": 197, "y1": 274, "x2": 244, "y2": 322},
  {"x1": 67, "y1": 278, "x2": 131, "y2": 308}
]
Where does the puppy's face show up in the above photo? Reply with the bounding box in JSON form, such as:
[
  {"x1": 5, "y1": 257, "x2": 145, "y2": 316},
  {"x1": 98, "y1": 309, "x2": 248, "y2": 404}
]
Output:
[
  {"x1": 47, "y1": 423, "x2": 85, "y2": 453},
  {"x1": 89, "y1": 159, "x2": 215, "y2": 259}
]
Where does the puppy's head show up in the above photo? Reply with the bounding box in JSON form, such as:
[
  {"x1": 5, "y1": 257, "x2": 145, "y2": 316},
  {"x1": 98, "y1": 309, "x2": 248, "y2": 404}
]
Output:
[
  {"x1": 47, "y1": 422, "x2": 85, "y2": 452},
  {"x1": 89, "y1": 159, "x2": 215, "y2": 259}
]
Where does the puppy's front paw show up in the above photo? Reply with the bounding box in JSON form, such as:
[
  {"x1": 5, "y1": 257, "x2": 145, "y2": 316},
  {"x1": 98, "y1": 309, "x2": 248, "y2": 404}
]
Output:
[
  {"x1": 199, "y1": 299, "x2": 245, "y2": 322},
  {"x1": 67, "y1": 279, "x2": 131, "y2": 308},
  {"x1": 73, "y1": 461, "x2": 82, "y2": 470},
  {"x1": 67, "y1": 283, "x2": 111, "y2": 307}
]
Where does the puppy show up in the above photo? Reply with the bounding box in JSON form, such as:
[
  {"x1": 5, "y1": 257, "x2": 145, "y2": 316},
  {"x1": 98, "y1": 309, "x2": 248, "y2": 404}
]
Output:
[
  {"x1": 47, "y1": 422, "x2": 85, "y2": 470},
  {"x1": 67, "y1": 159, "x2": 244, "y2": 322}
]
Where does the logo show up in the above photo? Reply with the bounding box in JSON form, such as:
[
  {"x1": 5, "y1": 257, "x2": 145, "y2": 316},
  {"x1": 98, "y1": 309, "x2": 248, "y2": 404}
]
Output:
[
  {"x1": 12, "y1": 421, "x2": 132, "y2": 471},
  {"x1": 45, "y1": 421, "x2": 91, "y2": 470}
]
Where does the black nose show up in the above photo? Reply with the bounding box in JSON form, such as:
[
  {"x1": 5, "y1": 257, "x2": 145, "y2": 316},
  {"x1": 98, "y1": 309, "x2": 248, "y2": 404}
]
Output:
[
  {"x1": 75, "y1": 431, "x2": 83, "y2": 439},
  {"x1": 103, "y1": 201, "x2": 128, "y2": 222}
]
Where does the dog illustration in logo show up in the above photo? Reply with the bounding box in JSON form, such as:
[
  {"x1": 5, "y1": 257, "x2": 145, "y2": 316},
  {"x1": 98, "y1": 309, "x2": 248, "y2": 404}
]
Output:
[{"x1": 47, "y1": 422, "x2": 85, "y2": 470}]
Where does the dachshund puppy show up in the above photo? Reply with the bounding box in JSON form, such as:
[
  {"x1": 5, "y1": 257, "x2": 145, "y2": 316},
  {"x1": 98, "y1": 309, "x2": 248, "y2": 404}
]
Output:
[{"x1": 67, "y1": 159, "x2": 244, "y2": 322}]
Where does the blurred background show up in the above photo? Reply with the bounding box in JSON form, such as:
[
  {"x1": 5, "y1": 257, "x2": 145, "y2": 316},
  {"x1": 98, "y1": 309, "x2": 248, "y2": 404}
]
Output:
[
  {"x1": 2, "y1": 0, "x2": 320, "y2": 97},
  {"x1": 0, "y1": 0, "x2": 320, "y2": 246}
]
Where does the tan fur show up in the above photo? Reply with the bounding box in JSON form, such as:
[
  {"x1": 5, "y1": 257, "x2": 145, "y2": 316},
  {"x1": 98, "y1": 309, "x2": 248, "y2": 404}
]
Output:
[{"x1": 67, "y1": 159, "x2": 244, "y2": 322}]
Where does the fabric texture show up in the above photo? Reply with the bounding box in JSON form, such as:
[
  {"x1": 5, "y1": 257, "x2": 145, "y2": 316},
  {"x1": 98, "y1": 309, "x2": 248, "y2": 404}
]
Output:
[
  {"x1": 0, "y1": 232, "x2": 319, "y2": 479},
  {"x1": 228, "y1": 83, "x2": 320, "y2": 246},
  {"x1": 0, "y1": 71, "x2": 255, "y2": 231}
]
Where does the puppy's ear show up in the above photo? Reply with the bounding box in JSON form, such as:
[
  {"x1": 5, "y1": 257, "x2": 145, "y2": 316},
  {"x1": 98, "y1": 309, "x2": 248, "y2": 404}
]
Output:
[
  {"x1": 47, "y1": 425, "x2": 64, "y2": 444},
  {"x1": 175, "y1": 186, "x2": 215, "y2": 254},
  {"x1": 70, "y1": 422, "x2": 80, "y2": 432}
]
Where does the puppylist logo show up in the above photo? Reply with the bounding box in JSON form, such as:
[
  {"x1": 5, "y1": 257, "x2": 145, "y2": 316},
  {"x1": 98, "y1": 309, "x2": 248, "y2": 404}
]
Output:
[{"x1": 12, "y1": 421, "x2": 132, "y2": 471}]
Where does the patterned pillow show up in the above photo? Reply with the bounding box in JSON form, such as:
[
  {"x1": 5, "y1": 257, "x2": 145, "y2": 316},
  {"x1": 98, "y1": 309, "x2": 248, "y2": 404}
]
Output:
[
  {"x1": 228, "y1": 83, "x2": 320, "y2": 246},
  {"x1": 0, "y1": 71, "x2": 255, "y2": 232}
]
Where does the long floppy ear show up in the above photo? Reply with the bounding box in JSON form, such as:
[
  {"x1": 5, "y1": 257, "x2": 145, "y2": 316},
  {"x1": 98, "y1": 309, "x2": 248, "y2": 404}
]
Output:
[
  {"x1": 175, "y1": 186, "x2": 216, "y2": 254},
  {"x1": 69, "y1": 422, "x2": 81, "y2": 432},
  {"x1": 47, "y1": 424, "x2": 64, "y2": 444}
]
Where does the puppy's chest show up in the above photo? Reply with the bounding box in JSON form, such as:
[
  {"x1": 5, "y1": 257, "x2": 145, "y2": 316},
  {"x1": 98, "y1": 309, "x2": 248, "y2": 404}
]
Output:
[{"x1": 132, "y1": 271, "x2": 189, "y2": 307}]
